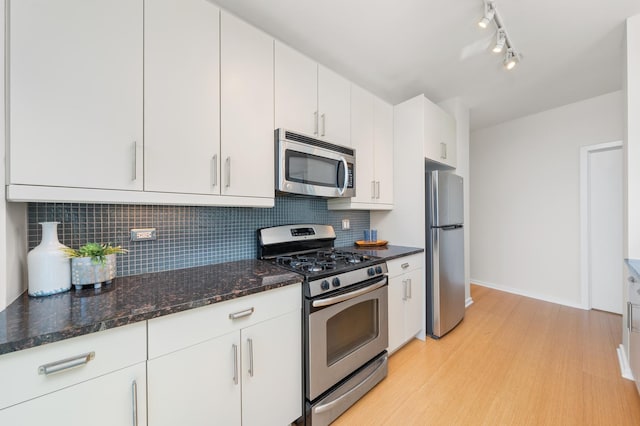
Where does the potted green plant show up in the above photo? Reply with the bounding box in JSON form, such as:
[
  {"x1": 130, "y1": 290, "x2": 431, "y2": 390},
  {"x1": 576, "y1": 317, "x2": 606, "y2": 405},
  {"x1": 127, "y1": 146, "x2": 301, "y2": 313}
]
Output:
[{"x1": 61, "y1": 243, "x2": 128, "y2": 290}]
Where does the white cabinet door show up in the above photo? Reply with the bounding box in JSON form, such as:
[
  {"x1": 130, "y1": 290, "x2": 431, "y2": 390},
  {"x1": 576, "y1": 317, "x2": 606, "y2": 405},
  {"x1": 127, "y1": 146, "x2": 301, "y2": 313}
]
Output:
[
  {"x1": 147, "y1": 331, "x2": 242, "y2": 426},
  {"x1": 221, "y1": 11, "x2": 274, "y2": 199},
  {"x1": 144, "y1": 0, "x2": 220, "y2": 194},
  {"x1": 387, "y1": 275, "x2": 406, "y2": 353},
  {"x1": 318, "y1": 65, "x2": 351, "y2": 146},
  {"x1": 350, "y1": 85, "x2": 375, "y2": 203},
  {"x1": 9, "y1": 0, "x2": 143, "y2": 190},
  {"x1": 373, "y1": 97, "x2": 394, "y2": 205},
  {"x1": 275, "y1": 41, "x2": 318, "y2": 136},
  {"x1": 424, "y1": 97, "x2": 457, "y2": 168},
  {"x1": 241, "y1": 309, "x2": 302, "y2": 426},
  {"x1": 0, "y1": 362, "x2": 147, "y2": 426},
  {"x1": 404, "y1": 268, "x2": 424, "y2": 340}
]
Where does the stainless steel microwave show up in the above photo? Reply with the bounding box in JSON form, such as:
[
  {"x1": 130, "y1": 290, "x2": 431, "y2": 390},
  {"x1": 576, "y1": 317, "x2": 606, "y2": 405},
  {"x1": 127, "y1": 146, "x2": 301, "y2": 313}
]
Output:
[{"x1": 275, "y1": 129, "x2": 355, "y2": 198}]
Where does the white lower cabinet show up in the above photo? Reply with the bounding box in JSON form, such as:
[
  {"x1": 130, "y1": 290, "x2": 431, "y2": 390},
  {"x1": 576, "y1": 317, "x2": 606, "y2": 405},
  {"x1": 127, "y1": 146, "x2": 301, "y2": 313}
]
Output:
[
  {"x1": 0, "y1": 362, "x2": 147, "y2": 426},
  {"x1": 387, "y1": 254, "x2": 424, "y2": 353},
  {"x1": 0, "y1": 322, "x2": 147, "y2": 426},
  {"x1": 147, "y1": 284, "x2": 302, "y2": 426}
]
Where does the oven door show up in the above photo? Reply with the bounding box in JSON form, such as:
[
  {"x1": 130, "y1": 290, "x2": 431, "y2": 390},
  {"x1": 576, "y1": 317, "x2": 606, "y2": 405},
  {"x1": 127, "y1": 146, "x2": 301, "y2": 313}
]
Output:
[
  {"x1": 306, "y1": 276, "x2": 388, "y2": 401},
  {"x1": 276, "y1": 137, "x2": 355, "y2": 198}
]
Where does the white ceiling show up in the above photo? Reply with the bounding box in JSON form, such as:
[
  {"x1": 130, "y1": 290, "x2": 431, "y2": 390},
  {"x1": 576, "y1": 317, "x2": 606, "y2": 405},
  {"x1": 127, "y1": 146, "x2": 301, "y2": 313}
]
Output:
[{"x1": 214, "y1": 0, "x2": 640, "y2": 130}]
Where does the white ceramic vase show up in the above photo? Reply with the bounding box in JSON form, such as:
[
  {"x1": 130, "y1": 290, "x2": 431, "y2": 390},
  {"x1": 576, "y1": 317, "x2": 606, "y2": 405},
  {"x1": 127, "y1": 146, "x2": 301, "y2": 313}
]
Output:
[{"x1": 27, "y1": 222, "x2": 71, "y2": 297}]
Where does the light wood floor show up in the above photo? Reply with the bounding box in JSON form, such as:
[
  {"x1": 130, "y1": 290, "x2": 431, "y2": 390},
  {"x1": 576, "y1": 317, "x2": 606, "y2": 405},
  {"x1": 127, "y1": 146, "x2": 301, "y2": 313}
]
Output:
[{"x1": 333, "y1": 284, "x2": 640, "y2": 425}]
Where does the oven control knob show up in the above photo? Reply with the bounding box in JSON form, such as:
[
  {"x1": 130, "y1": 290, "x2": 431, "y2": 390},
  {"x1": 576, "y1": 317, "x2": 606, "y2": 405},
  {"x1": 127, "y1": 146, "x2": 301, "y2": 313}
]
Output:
[
  {"x1": 367, "y1": 267, "x2": 375, "y2": 276},
  {"x1": 375, "y1": 266, "x2": 383, "y2": 274},
  {"x1": 321, "y1": 280, "x2": 330, "y2": 291},
  {"x1": 332, "y1": 278, "x2": 341, "y2": 288}
]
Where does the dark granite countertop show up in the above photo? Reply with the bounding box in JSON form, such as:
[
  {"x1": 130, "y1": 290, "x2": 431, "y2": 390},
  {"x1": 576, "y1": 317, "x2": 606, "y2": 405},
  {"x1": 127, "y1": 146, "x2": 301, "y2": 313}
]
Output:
[
  {"x1": 343, "y1": 244, "x2": 424, "y2": 261},
  {"x1": 626, "y1": 259, "x2": 640, "y2": 281},
  {"x1": 0, "y1": 260, "x2": 303, "y2": 356}
]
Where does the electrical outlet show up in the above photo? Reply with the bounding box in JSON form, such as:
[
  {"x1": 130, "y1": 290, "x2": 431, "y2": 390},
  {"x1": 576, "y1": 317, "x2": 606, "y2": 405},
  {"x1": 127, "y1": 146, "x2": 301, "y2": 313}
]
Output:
[
  {"x1": 131, "y1": 228, "x2": 156, "y2": 241},
  {"x1": 341, "y1": 219, "x2": 350, "y2": 230}
]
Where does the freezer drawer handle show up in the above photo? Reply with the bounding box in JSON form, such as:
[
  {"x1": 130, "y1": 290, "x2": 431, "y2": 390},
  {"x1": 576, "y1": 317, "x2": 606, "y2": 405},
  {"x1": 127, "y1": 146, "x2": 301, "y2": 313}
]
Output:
[
  {"x1": 38, "y1": 351, "x2": 95, "y2": 375},
  {"x1": 229, "y1": 307, "x2": 254, "y2": 320}
]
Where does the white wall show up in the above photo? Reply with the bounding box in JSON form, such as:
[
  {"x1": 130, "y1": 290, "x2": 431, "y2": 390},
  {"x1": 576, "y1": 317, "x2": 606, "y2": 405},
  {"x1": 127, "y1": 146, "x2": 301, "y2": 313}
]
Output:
[
  {"x1": 470, "y1": 91, "x2": 623, "y2": 307},
  {"x1": 438, "y1": 99, "x2": 471, "y2": 303}
]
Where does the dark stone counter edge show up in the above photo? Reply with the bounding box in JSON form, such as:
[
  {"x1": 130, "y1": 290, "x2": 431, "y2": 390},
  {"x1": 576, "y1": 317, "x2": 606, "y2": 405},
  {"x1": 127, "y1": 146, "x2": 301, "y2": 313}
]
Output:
[
  {"x1": 0, "y1": 277, "x2": 301, "y2": 356},
  {"x1": 345, "y1": 244, "x2": 424, "y2": 261},
  {"x1": 626, "y1": 259, "x2": 640, "y2": 280}
]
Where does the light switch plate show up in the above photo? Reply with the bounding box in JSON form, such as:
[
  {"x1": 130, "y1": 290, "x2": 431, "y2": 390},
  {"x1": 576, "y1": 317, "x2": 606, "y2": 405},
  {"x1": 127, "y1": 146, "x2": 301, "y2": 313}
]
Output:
[
  {"x1": 341, "y1": 219, "x2": 350, "y2": 230},
  {"x1": 131, "y1": 228, "x2": 156, "y2": 241}
]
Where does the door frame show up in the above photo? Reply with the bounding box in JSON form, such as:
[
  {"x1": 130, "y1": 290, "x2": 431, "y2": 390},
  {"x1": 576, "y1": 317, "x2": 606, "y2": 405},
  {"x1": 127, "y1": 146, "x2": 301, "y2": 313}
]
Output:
[{"x1": 580, "y1": 140, "x2": 623, "y2": 309}]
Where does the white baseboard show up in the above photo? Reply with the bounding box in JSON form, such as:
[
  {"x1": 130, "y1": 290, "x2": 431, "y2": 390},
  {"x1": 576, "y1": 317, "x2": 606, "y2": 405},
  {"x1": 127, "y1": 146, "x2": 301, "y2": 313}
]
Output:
[
  {"x1": 617, "y1": 344, "x2": 635, "y2": 381},
  {"x1": 465, "y1": 297, "x2": 474, "y2": 308},
  {"x1": 471, "y1": 279, "x2": 587, "y2": 310}
]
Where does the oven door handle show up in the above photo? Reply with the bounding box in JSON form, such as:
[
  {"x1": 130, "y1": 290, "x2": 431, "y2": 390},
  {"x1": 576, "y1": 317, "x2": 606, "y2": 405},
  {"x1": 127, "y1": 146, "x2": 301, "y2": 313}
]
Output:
[{"x1": 312, "y1": 277, "x2": 387, "y2": 308}]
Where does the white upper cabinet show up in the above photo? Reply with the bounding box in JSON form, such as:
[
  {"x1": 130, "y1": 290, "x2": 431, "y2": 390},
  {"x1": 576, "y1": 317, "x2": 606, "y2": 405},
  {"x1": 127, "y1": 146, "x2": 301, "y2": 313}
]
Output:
[
  {"x1": 328, "y1": 85, "x2": 393, "y2": 210},
  {"x1": 275, "y1": 42, "x2": 350, "y2": 146},
  {"x1": 8, "y1": 0, "x2": 143, "y2": 191},
  {"x1": 317, "y1": 65, "x2": 351, "y2": 146},
  {"x1": 424, "y1": 97, "x2": 457, "y2": 169},
  {"x1": 220, "y1": 11, "x2": 275, "y2": 199},
  {"x1": 275, "y1": 41, "x2": 318, "y2": 136},
  {"x1": 144, "y1": 0, "x2": 220, "y2": 195}
]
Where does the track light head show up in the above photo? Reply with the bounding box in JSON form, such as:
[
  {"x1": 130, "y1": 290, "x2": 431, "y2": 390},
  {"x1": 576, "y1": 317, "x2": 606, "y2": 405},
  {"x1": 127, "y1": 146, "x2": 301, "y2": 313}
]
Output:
[
  {"x1": 492, "y1": 30, "x2": 506, "y2": 53},
  {"x1": 503, "y1": 49, "x2": 520, "y2": 70},
  {"x1": 478, "y1": 1, "x2": 495, "y2": 29}
]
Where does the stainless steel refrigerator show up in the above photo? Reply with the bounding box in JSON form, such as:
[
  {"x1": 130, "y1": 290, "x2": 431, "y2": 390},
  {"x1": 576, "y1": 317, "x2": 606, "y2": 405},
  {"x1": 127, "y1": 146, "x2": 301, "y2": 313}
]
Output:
[{"x1": 426, "y1": 170, "x2": 465, "y2": 338}]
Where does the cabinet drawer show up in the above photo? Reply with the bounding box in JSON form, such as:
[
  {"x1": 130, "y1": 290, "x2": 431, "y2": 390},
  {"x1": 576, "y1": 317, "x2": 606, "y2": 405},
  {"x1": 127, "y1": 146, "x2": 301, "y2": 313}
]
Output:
[
  {"x1": 0, "y1": 322, "x2": 146, "y2": 410},
  {"x1": 148, "y1": 283, "x2": 301, "y2": 359},
  {"x1": 386, "y1": 253, "x2": 423, "y2": 277}
]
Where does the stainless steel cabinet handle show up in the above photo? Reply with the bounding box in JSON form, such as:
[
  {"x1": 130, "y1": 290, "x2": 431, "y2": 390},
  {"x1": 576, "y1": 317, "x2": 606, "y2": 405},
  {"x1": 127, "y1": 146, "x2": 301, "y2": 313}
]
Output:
[
  {"x1": 321, "y1": 113, "x2": 326, "y2": 137},
  {"x1": 371, "y1": 181, "x2": 376, "y2": 199},
  {"x1": 38, "y1": 351, "x2": 95, "y2": 375},
  {"x1": 247, "y1": 338, "x2": 254, "y2": 377},
  {"x1": 402, "y1": 279, "x2": 408, "y2": 301},
  {"x1": 376, "y1": 181, "x2": 380, "y2": 199},
  {"x1": 401, "y1": 262, "x2": 410, "y2": 269},
  {"x1": 212, "y1": 154, "x2": 218, "y2": 187},
  {"x1": 629, "y1": 302, "x2": 632, "y2": 330},
  {"x1": 232, "y1": 344, "x2": 239, "y2": 385},
  {"x1": 132, "y1": 141, "x2": 137, "y2": 181},
  {"x1": 229, "y1": 307, "x2": 254, "y2": 319},
  {"x1": 440, "y1": 142, "x2": 447, "y2": 159},
  {"x1": 314, "y1": 111, "x2": 319, "y2": 135},
  {"x1": 225, "y1": 157, "x2": 231, "y2": 188},
  {"x1": 407, "y1": 278, "x2": 412, "y2": 299},
  {"x1": 131, "y1": 380, "x2": 138, "y2": 426}
]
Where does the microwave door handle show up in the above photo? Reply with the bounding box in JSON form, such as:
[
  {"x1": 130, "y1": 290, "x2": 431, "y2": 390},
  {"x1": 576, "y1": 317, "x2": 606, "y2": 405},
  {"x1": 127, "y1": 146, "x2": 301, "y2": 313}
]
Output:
[{"x1": 337, "y1": 157, "x2": 348, "y2": 196}]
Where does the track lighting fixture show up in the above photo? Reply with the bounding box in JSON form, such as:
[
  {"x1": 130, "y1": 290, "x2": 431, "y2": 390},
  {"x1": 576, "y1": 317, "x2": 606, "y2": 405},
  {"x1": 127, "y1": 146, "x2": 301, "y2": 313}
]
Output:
[
  {"x1": 477, "y1": 1, "x2": 521, "y2": 70},
  {"x1": 503, "y1": 49, "x2": 519, "y2": 70},
  {"x1": 492, "y1": 30, "x2": 506, "y2": 53},
  {"x1": 478, "y1": 1, "x2": 495, "y2": 29}
]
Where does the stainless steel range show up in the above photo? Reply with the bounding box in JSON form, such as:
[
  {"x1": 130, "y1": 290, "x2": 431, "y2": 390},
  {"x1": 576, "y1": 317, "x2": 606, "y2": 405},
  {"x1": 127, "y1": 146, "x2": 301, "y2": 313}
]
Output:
[{"x1": 258, "y1": 224, "x2": 388, "y2": 426}]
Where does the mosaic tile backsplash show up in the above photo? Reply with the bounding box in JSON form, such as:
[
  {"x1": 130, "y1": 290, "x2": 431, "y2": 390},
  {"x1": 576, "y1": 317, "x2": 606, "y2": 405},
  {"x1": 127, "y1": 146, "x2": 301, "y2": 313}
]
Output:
[{"x1": 28, "y1": 196, "x2": 370, "y2": 278}]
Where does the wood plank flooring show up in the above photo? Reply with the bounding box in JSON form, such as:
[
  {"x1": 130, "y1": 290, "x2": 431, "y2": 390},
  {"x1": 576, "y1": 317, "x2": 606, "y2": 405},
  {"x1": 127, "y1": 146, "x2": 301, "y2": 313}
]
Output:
[{"x1": 333, "y1": 284, "x2": 640, "y2": 425}]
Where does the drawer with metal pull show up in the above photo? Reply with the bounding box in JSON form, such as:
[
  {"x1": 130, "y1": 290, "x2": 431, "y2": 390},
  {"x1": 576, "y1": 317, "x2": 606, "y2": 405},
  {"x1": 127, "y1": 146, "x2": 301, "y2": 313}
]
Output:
[
  {"x1": 148, "y1": 283, "x2": 301, "y2": 359},
  {"x1": 386, "y1": 253, "x2": 423, "y2": 277},
  {"x1": 0, "y1": 321, "x2": 146, "y2": 410}
]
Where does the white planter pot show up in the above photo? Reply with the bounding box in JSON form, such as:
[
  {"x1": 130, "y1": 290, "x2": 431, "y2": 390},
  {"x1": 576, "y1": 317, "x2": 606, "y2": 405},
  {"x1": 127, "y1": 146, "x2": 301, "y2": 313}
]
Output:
[{"x1": 71, "y1": 254, "x2": 117, "y2": 290}]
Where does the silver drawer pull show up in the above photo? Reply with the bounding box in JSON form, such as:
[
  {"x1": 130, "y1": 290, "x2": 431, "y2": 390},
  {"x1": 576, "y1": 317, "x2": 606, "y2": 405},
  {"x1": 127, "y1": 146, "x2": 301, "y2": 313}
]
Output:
[
  {"x1": 401, "y1": 263, "x2": 410, "y2": 269},
  {"x1": 229, "y1": 307, "x2": 254, "y2": 320},
  {"x1": 38, "y1": 351, "x2": 95, "y2": 375},
  {"x1": 131, "y1": 380, "x2": 138, "y2": 426}
]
